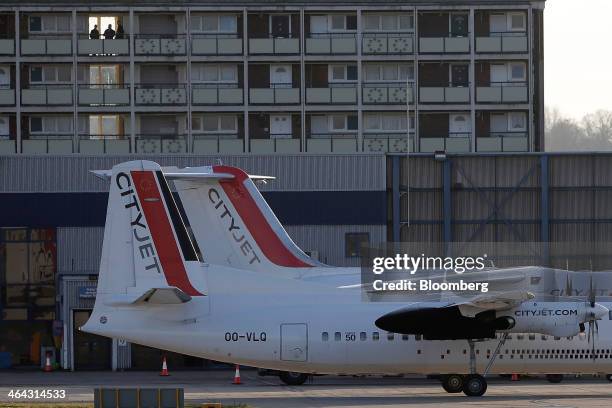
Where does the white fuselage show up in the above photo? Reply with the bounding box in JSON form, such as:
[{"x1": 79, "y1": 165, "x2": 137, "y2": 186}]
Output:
[{"x1": 86, "y1": 264, "x2": 612, "y2": 376}]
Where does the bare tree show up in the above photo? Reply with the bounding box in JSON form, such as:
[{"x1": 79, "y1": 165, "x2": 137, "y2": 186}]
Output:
[
  {"x1": 582, "y1": 110, "x2": 612, "y2": 149},
  {"x1": 545, "y1": 108, "x2": 612, "y2": 151}
]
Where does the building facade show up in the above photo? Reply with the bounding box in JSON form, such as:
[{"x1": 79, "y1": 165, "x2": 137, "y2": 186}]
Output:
[{"x1": 0, "y1": 0, "x2": 544, "y2": 156}]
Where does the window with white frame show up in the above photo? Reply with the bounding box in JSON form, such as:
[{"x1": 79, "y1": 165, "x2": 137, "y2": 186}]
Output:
[
  {"x1": 509, "y1": 62, "x2": 526, "y2": 82},
  {"x1": 329, "y1": 64, "x2": 357, "y2": 82},
  {"x1": 29, "y1": 14, "x2": 72, "y2": 33},
  {"x1": 363, "y1": 13, "x2": 414, "y2": 32},
  {"x1": 191, "y1": 14, "x2": 238, "y2": 34},
  {"x1": 30, "y1": 116, "x2": 73, "y2": 134},
  {"x1": 193, "y1": 114, "x2": 238, "y2": 135},
  {"x1": 490, "y1": 12, "x2": 526, "y2": 34},
  {"x1": 310, "y1": 14, "x2": 356, "y2": 33},
  {"x1": 508, "y1": 13, "x2": 526, "y2": 31},
  {"x1": 508, "y1": 112, "x2": 527, "y2": 132},
  {"x1": 364, "y1": 112, "x2": 414, "y2": 133},
  {"x1": 363, "y1": 63, "x2": 413, "y2": 82},
  {"x1": 330, "y1": 114, "x2": 358, "y2": 132},
  {"x1": 30, "y1": 65, "x2": 72, "y2": 84},
  {"x1": 191, "y1": 64, "x2": 238, "y2": 84},
  {"x1": 490, "y1": 112, "x2": 527, "y2": 134}
]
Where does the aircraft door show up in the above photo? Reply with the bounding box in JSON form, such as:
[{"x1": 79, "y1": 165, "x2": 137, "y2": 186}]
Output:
[{"x1": 280, "y1": 323, "x2": 308, "y2": 362}]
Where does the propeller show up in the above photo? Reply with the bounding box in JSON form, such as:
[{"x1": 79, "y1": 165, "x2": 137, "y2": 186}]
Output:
[{"x1": 585, "y1": 274, "x2": 601, "y2": 360}]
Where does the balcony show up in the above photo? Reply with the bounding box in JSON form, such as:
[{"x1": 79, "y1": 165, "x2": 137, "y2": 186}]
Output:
[
  {"x1": 362, "y1": 134, "x2": 414, "y2": 153},
  {"x1": 135, "y1": 84, "x2": 187, "y2": 105},
  {"x1": 0, "y1": 138, "x2": 16, "y2": 153},
  {"x1": 78, "y1": 84, "x2": 130, "y2": 106},
  {"x1": 135, "y1": 134, "x2": 188, "y2": 154},
  {"x1": 362, "y1": 33, "x2": 414, "y2": 54},
  {"x1": 476, "y1": 33, "x2": 528, "y2": 53},
  {"x1": 0, "y1": 38, "x2": 15, "y2": 55},
  {"x1": 21, "y1": 135, "x2": 74, "y2": 154},
  {"x1": 306, "y1": 84, "x2": 357, "y2": 105},
  {"x1": 419, "y1": 84, "x2": 470, "y2": 104},
  {"x1": 476, "y1": 82, "x2": 528, "y2": 104},
  {"x1": 21, "y1": 36, "x2": 72, "y2": 56},
  {"x1": 250, "y1": 137, "x2": 301, "y2": 153},
  {"x1": 0, "y1": 86, "x2": 15, "y2": 106},
  {"x1": 22, "y1": 85, "x2": 73, "y2": 106},
  {"x1": 77, "y1": 37, "x2": 129, "y2": 55},
  {"x1": 362, "y1": 83, "x2": 414, "y2": 105},
  {"x1": 477, "y1": 132, "x2": 528, "y2": 152},
  {"x1": 192, "y1": 134, "x2": 244, "y2": 154},
  {"x1": 420, "y1": 134, "x2": 471, "y2": 152},
  {"x1": 191, "y1": 34, "x2": 243, "y2": 55},
  {"x1": 192, "y1": 84, "x2": 243, "y2": 105},
  {"x1": 249, "y1": 36, "x2": 300, "y2": 55},
  {"x1": 419, "y1": 35, "x2": 470, "y2": 54},
  {"x1": 306, "y1": 34, "x2": 357, "y2": 55},
  {"x1": 78, "y1": 135, "x2": 131, "y2": 154},
  {"x1": 306, "y1": 133, "x2": 358, "y2": 153},
  {"x1": 249, "y1": 84, "x2": 300, "y2": 105},
  {"x1": 134, "y1": 34, "x2": 186, "y2": 56}
]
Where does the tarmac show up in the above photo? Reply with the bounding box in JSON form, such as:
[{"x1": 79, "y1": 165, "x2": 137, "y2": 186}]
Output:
[{"x1": 1, "y1": 370, "x2": 612, "y2": 407}]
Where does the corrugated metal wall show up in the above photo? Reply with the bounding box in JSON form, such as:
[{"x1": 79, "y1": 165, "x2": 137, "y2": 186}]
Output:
[
  {"x1": 0, "y1": 154, "x2": 386, "y2": 192},
  {"x1": 57, "y1": 227, "x2": 104, "y2": 274}
]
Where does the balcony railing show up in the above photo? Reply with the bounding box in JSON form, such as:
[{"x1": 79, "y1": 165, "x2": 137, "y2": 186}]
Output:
[
  {"x1": 362, "y1": 133, "x2": 414, "y2": 153},
  {"x1": 78, "y1": 134, "x2": 131, "y2": 154},
  {"x1": 0, "y1": 38, "x2": 15, "y2": 55},
  {"x1": 420, "y1": 133, "x2": 471, "y2": 153},
  {"x1": 307, "y1": 133, "x2": 358, "y2": 153},
  {"x1": 476, "y1": 31, "x2": 528, "y2": 53},
  {"x1": 477, "y1": 132, "x2": 528, "y2": 152},
  {"x1": 21, "y1": 35, "x2": 72, "y2": 55},
  {"x1": 306, "y1": 33, "x2": 357, "y2": 55},
  {"x1": 419, "y1": 33, "x2": 470, "y2": 53},
  {"x1": 191, "y1": 33, "x2": 242, "y2": 55},
  {"x1": 134, "y1": 34, "x2": 187, "y2": 55},
  {"x1": 135, "y1": 134, "x2": 188, "y2": 154},
  {"x1": 419, "y1": 83, "x2": 470, "y2": 104},
  {"x1": 249, "y1": 83, "x2": 300, "y2": 105},
  {"x1": 192, "y1": 134, "x2": 244, "y2": 154},
  {"x1": 306, "y1": 83, "x2": 358, "y2": 104},
  {"x1": 0, "y1": 137, "x2": 16, "y2": 153},
  {"x1": 192, "y1": 83, "x2": 243, "y2": 105},
  {"x1": 135, "y1": 83, "x2": 187, "y2": 105},
  {"x1": 21, "y1": 84, "x2": 73, "y2": 106},
  {"x1": 249, "y1": 137, "x2": 301, "y2": 153},
  {"x1": 362, "y1": 32, "x2": 414, "y2": 54},
  {"x1": 249, "y1": 34, "x2": 300, "y2": 55},
  {"x1": 476, "y1": 81, "x2": 528, "y2": 104},
  {"x1": 0, "y1": 84, "x2": 15, "y2": 106},
  {"x1": 21, "y1": 134, "x2": 74, "y2": 154},
  {"x1": 362, "y1": 82, "x2": 414, "y2": 104},
  {"x1": 77, "y1": 35, "x2": 129, "y2": 55},
  {"x1": 78, "y1": 84, "x2": 130, "y2": 106}
]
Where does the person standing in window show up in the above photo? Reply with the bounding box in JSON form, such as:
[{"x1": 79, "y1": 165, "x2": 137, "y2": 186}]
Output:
[
  {"x1": 104, "y1": 24, "x2": 116, "y2": 39},
  {"x1": 90, "y1": 25, "x2": 100, "y2": 39},
  {"x1": 115, "y1": 23, "x2": 125, "y2": 39}
]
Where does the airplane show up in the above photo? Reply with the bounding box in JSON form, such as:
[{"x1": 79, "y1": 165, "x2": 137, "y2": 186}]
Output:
[{"x1": 84, "y1": 160, "x2": 612, "y2": 397}]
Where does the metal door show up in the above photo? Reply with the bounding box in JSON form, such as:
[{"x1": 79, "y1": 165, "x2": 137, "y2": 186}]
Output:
[
  {"x1": 270, "y1": 65, "x2": 291, "y2": 87},
  {"x1": 0, "y1": 65, "x2": 9, "y2": 86},
  {"x1": 451, "y1": 65, "x2": 469, "y2": 87},
  {"x1": 451, "y1": 14, "x2": 468, "y2": 37},
  {"x1": 271, "y1": 15, "x2": 290, "y2": 38},
  {"x1": 0, "y1": 116, "x2": 8, "y2": 136},
  {"x1": 280, "y1": 323, "x2": 308, "y2": 362},
  {"x1": 449, "y1": 114, "x2": 471, "y2": 136},
  {"x1": 270, "y1": 115, "x2": 292, "y2": 139}
]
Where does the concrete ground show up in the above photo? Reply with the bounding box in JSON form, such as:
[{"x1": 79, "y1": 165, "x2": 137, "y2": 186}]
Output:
[{"x1": 1, "y1": 370, "x2": 612, "y2": 407}]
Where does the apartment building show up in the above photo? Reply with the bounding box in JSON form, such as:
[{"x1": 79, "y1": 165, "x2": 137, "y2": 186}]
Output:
[{"x1": 0, "y1": 0, "x2": 544, "y2": 155}]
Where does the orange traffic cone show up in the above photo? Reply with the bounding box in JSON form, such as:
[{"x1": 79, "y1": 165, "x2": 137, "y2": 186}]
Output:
[
  {"x1": 232, "y1": 364, "x2": 242, "y2": 385},
  {"x1": 160, "y1": 356, "x2": 170, "y2": 376},
  {"x1": 511, "y1": 373, "x2": 519, "y2": 381},
  {"x1": 43, "y1": 352, "x2": 53, "y2": 372}
]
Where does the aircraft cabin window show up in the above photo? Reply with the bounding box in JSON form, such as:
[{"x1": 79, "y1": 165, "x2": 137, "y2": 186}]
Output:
[
  {"x1": 322, "y1": 332, "x2": 329, "y2": 341},
  {"x1": 541, "y1": 335, "x2": 547, "y2": 340},
  {"x1": 517, "y1": 334, "x2": 524, "y2": 340},
  {"x1": 387, "y1": 332, "x2": 395, "y2": 341},
  {"x1": 554, "y1": 336, "x2": 561, "y2": 340},
  {"x1": 334, "y1": 332, "x2": 341, "y2": 341},
  {"x1": 360, "y1": 332, "x2": 367, "y2": 341},
  {"x1": 402, "y1": 334, "x2": 409, "y2": 341},
  {"x1": 529, "y1": 334, "x2": 536, "y2": 340},
  {"x1": 373, "y1": 332, "x2": 380, "y2": 341}
]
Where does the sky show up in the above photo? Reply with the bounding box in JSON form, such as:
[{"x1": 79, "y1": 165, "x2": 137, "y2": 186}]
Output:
[{"x1": 545, "y1": 0, "x2": 612, "y2": 120}]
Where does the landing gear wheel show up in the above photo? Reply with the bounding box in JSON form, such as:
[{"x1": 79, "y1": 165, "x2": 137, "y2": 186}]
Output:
[
  {"x1": 546, "y1": 374, "x2": 563, "y2": 383},
  {"x1": 441, "y1": 374, "x2": 464, "y2": 393},
  {"x1": 279, "y1": 371, "x2": 309, "y2": 385},
  {"x1": 462, "y1": 374, "x2": 487, "y2": 397},
  {"x1": 606, "y1": 374, "x2": 612, "y2": 382}
]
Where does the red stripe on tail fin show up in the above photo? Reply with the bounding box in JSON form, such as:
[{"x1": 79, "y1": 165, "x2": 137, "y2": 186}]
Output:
[
  {"x1": 131, "y1": 171, "x2": 203, "y2": 296},
  {"x1": 213, "y1": 165, "x2": 313, "y2": 268}
]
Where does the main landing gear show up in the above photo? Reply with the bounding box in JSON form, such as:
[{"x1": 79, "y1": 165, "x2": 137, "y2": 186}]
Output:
[{"x1": 441, "y1": 333, "x2": 508, "y2": 397}]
